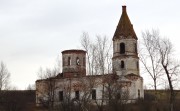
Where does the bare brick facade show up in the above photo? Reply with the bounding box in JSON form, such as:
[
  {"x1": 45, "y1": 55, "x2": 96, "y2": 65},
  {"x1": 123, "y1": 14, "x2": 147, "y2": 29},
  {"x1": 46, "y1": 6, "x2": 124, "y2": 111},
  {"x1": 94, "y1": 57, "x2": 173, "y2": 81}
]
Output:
[{"x1": 62, "y1": 50, "x2": 86, "y2": 78}]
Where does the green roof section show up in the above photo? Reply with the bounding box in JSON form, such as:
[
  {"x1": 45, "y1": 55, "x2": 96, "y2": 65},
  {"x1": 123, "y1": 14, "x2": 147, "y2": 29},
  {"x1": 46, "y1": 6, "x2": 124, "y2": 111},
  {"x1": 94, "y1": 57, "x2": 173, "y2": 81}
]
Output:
[{"x1": 113, "y1": 6, "x2": 137, "y2": 40}]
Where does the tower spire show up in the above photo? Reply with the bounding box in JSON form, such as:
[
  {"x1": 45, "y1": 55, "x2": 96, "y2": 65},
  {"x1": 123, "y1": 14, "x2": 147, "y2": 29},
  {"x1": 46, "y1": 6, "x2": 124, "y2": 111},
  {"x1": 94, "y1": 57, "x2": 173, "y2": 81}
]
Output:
[{"x1": 113, "y1": 6, "x2": 137, "y2": 40}]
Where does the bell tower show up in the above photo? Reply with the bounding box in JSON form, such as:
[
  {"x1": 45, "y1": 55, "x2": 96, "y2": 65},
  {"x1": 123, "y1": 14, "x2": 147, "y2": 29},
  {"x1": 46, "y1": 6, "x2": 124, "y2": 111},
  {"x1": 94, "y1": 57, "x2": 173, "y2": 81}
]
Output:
[{"x1": 112, "y1": 6, "x2": 139, "y2": 76}]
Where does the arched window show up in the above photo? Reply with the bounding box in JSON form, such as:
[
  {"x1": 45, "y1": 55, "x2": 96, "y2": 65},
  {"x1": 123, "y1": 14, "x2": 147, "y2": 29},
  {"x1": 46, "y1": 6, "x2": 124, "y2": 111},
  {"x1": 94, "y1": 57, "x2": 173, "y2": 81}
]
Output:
[
  {"x1": 76, "y1": 57, "x2": 80, "y2": 65},
  {"x1": 121, "y1": 61, "x2": 125, "y2": 68},
  {"x1": 120, "y1": 43, "x2": 125, "y2": 54},
  {"x1": 68, "y1": 57, "x2": 71, "y2": 65}
]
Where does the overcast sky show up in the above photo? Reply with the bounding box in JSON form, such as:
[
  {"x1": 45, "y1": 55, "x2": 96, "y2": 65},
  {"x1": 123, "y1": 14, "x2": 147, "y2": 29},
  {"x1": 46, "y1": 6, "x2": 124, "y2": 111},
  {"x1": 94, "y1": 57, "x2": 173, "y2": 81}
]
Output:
[{"x1": 0, "y1": 0, "x2": 180, "y2": 89}]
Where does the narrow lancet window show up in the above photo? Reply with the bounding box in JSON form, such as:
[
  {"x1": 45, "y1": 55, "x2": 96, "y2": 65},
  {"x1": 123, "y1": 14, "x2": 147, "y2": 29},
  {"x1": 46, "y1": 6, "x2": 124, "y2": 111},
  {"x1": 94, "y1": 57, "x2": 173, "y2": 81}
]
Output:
[
  {"x1": 59, "y1": 91, "x2": 63, "y2": 101},
  {"x1": 92, "y1": 89, "x2": 96, "y2": 100},
  {"x1": 120, "y1": 43, "x2": 125, "y2": 54},
  {"x1": 121, "y1": 61, "x2": 125, "y2": 68},
  {"x1": 68, "y1": 57, "x2": 71, "y2": 65},
  {"x1": 76, "y1": 57, "x2": 80, "y2": 65},
  {"x1": 75, "y1": 91, "x2": 80, "y2": 100}
]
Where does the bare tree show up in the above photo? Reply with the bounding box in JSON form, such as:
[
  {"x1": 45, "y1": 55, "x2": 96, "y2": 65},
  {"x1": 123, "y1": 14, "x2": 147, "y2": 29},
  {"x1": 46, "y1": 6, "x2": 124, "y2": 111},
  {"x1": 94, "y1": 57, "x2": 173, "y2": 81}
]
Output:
[
  {"x1": 105, "y1": 75, "x2": 130, "y2": 111},
  {"x1": 54, "y1": 55, "x2": 62, "y2": 74},
  {"x1": 141, "y1": 29, "x2": 179, "y2": 111},
  {"x1": 26, "y1": 84, "x2": 35, "y2": 90},
  {"x1": 81, "y1": 32, "x2": 112, "y2": 75},
  {"x1": 140, "y1": 30, "x2": 163, "y2": 92},
  {"x1": 56, "y1": 76, "x2": 98, "y2": 111},
  {"x1": 36, "y1": 68, "x2": 59, "y2": 111},
  {"x1": 0, "y1": 61, "x2": 10, "y2": 90},
  {"x1": 157, "y1": 38, "x2": 179, "y2": 111},
  {"x1": 81, "y1": 33, "x2": 112, "y2": 111},
  {"x1": 73, "y1": 77, "x2": 96, "y2": 111},
  {"x1": 81, "y1": 32, "x2": 92, "y2": 75},
  {"x1": 95, "y1": 35, "x2": 112, "y2": 75},
  {"x1": 37, "y1": 67, "x2": 58, "y2": 80}
]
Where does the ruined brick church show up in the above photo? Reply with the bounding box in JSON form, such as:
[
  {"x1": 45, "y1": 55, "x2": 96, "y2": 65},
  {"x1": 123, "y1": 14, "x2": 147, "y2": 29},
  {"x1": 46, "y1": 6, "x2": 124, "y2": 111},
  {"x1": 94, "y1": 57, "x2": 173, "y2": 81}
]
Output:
[{"x1": 36, "y1": 6, "x2": 144, "y2": 106}]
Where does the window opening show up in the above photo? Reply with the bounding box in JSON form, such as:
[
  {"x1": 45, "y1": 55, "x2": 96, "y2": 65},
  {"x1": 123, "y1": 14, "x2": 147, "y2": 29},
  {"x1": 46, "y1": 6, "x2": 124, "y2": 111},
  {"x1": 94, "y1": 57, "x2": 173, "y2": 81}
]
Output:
[
  {"x1": 92, "y1": 89, "x2": 96, "y2": 100},
  {"x1": 121, "y1": 61, "x2": 125, "y2": 68},
  {"x1": 59, "y1": 91, "x2": 63, "y2": 101},
  {"x1": 76, "y1": 57, "x2": 80, "y2": 65},
  {"x1": 68, "y1": 57, "x2": 71, "y2": 65},
  {"x1": 75, "y1": 91, "x2": 80, "y2": 100},
  {"x1": 120, "y1": 43, "x2": 125, "y2": 54}
]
